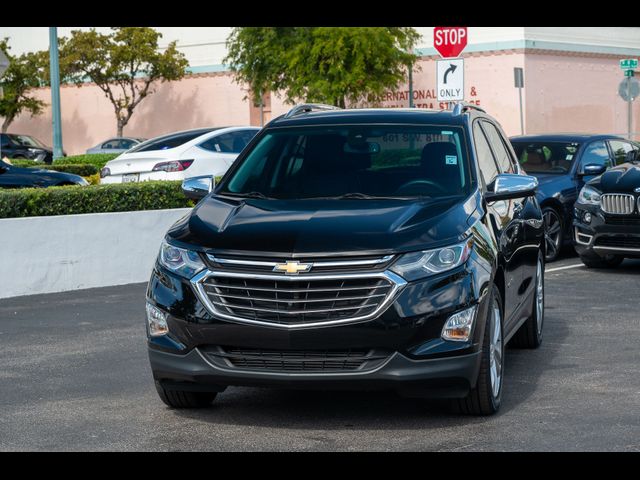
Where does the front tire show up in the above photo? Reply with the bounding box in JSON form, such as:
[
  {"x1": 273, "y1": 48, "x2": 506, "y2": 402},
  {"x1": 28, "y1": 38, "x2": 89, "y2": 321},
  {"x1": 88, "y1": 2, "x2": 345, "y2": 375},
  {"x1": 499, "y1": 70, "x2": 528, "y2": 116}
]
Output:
[
  {"x1": 454, "y1": 285, "x2": 504, "y2": 415},
  {"x1": 154, "y1": 381, "x2": 217, "y2": 409},
  {"x1": 579, "y1": 253, "x2": 623, "y2": 269},
  {"x1": 511, "y1": 252, "x2": 544, "y2": 349}
]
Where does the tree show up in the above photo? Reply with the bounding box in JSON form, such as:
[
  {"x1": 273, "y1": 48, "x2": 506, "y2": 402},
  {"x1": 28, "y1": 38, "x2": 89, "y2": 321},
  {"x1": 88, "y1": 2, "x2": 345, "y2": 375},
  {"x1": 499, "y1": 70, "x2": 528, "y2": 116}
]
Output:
[
  {"x1": 57, "y1": 27, "x2": 189, "y2": 137},
  {"x1": 0, "y1": 38, "x2": 47, "y2": 133},
  {"x1": 224, "y1": 27, "x2": 420, "y2": 108}
]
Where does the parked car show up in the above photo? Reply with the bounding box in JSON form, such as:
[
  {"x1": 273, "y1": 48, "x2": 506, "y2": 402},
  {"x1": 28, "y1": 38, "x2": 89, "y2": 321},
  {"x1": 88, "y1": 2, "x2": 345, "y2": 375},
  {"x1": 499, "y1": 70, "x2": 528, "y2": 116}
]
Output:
[
  {"x1": 0, "y1": 133, "x2": 66, "y2": 165},
  {"x1": 86, "y1": 137, "x2": 146, "y2": 155},
  {"x1": 0, "y1": 158, "x2": 88, "y2": 188},
  {"x1": 145, "y1": 103, "x2": 545, "y2": 416},
  {"x1": 99, "y1": 127, "x2": 260, "y2": 184},
  {"x1": 509, "y1": 134, "x2": 639, "y2": 262},
  {"x1": 574, "y1": 150, "x2": 640, "y2": 268}
]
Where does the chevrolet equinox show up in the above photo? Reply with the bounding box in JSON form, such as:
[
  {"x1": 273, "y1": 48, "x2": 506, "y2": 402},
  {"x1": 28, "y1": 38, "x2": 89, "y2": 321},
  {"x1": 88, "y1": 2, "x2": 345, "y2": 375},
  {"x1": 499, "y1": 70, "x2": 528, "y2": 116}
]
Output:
[{"x1": 145, "y1": 103, "x2": 545, "y2": 415}]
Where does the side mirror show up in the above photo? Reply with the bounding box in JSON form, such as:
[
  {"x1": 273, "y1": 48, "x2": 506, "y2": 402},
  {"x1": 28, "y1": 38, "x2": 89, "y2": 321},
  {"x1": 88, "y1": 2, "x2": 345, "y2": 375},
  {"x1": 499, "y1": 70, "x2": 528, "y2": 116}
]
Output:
[
  {"x1": 485, "y1": 173, "x2": 538, "y2": 202},
  {"x1": 182, "y1": 175, "x2": 214, "y2": 201},
  {"x1": 579, "y1": 163, "x2": 606, "y2": 177}
]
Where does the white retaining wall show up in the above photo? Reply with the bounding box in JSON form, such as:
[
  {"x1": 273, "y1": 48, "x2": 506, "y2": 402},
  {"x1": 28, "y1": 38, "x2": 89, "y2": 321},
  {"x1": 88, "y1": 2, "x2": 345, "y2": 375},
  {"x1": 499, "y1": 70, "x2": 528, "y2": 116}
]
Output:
[{"x1": 0, "y1": 208, "x2": 191, "y2": 299}]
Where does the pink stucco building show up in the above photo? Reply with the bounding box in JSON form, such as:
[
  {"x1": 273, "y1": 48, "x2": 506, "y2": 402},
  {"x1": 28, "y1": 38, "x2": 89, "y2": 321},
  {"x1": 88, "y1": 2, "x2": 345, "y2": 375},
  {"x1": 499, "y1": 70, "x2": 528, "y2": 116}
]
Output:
[{"x1": 3, "y1": 27, "x2": 640, "y2": 154}]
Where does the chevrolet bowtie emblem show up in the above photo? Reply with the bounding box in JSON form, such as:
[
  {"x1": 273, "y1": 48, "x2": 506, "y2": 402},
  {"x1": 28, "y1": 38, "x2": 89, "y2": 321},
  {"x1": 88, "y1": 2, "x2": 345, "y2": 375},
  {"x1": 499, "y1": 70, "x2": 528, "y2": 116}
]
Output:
[{"x1": 273, "y1": 261, "x2": 312, "y2": 275}]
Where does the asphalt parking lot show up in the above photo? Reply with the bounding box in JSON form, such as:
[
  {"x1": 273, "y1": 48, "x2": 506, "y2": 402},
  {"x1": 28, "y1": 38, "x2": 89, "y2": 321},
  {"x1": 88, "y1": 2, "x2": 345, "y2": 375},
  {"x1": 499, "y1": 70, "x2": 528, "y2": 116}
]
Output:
[{"x1": 1, "y1": 251, "x2": 639, "y2": 451}]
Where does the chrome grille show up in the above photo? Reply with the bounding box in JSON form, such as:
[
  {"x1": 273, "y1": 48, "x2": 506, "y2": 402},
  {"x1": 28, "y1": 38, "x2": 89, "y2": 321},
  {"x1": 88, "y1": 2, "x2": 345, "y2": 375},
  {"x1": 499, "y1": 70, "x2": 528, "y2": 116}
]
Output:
[
  {"x1": 601, "y1": 194, "x2": 635, "y2": 215},
  {"x1": 191, "y1": 270, "x2": 405, "y2": 328}
]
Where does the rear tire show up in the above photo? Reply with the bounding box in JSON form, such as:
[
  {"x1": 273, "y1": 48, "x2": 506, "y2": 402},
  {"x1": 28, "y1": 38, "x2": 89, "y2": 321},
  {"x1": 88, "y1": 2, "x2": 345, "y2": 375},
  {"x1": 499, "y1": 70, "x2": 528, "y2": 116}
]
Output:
[
  {"x1": 453, "y1": 285, "x2": 504, "y2": 415},
  {"x1": 154, "y1": 381, "x2": 217, "y2": 409},
  {"x1": 511, "y1": 252, "x2": 544, "y2": 349},
  {"x1": 579, "y1": 253, "x2": 623, "y2": 269}
]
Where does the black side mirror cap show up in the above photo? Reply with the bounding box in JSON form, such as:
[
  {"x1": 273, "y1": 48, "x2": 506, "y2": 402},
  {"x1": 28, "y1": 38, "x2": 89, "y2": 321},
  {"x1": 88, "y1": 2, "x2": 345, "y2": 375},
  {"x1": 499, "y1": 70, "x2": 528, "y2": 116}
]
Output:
[{"x1": 579, "y1": 163, "x2": 607, "y2": 177}]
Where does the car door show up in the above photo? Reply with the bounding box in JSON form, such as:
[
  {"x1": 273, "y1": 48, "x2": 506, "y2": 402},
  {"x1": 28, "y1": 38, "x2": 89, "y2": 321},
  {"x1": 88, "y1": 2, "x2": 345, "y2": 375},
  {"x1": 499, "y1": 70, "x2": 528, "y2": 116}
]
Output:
[
  {"x1": 481, "y1": 121, "x2": 542, "y2": 322},
  {"x1": 473, "y1": 121, "x2": 521, "y2": 324}
]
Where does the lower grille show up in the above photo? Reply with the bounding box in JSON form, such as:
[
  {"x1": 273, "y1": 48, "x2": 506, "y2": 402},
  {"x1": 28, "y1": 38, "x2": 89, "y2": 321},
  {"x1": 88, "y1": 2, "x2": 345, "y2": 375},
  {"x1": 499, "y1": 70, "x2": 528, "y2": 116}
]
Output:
[
  {"x1": 595, "y1": 236, "x2": 640, "y2": 249},
  {"x1": 204, "y1": 347, "x2": 390, "y2": 372},
  {"x1": 604, "y1": 216, "x2": 640, "y2": 226},
  {"x1": 192, "y1": 270, "x2": 404, "y2": 328},
  {"x1": 601, "y1": 194, "x2": 636, "y2": 215}
]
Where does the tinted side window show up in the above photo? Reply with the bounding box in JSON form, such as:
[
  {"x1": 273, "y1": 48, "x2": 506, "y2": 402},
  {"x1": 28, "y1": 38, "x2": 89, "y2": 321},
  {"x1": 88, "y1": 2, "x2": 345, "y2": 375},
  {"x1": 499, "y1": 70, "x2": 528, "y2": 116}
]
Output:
[
  {"x1": 579, "y1": 141, "x2": 612, "y2": 172},
  {"x1": 473, "y1": 122, "x2": 499, "y2": 184},
  {"x1": 120, "y1": 139, "x2": 136, "y2": 149},
  {"x1": 480, "y1": 122, "x2": 514, "y2": 173},
  {"x1": 200, "y1": 132, "x2": 255, "y2": 154},
  {"x1": 608, "y1": 140, "x2": 634, "y2": 165},
  {"x1": 101, "y1": 139, "x2": 120, "y2": 149}
]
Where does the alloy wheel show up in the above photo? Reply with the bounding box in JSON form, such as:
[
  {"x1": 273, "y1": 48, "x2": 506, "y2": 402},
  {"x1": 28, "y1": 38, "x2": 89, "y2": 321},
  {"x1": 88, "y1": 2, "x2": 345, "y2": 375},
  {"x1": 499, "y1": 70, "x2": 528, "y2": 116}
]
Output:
[
  {"x1": 489, "y1": 300, "x2": 503, "y2": 398},
  {"x1": 543, "y1": 210, "x2": 562, "y2": 262},
  {"x1": 536, "y1": 258, "x2": 544, "y2": 335}
]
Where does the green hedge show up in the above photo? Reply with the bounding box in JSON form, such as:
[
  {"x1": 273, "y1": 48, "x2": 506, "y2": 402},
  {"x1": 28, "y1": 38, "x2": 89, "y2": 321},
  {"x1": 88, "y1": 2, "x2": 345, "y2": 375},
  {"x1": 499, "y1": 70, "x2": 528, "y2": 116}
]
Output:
[
  {"x1": 0, "y1": 181, "x2": 193, "y2": 219},
  {"x1": 53, "y1": 153, "x2": 119, "y2": 169}
]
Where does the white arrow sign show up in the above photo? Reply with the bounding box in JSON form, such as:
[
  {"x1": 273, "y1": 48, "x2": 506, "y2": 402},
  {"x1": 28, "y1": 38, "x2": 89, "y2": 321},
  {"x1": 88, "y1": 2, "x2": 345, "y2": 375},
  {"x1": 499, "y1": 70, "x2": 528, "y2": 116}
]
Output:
[{"x1": 437, "y1": 58, "x2": 464, "y2": 102}]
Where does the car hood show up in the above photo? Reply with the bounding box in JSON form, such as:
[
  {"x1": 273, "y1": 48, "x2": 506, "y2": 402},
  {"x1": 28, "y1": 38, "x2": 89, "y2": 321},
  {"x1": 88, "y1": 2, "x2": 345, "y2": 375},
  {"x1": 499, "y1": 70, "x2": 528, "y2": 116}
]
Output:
[
  {"x1": 588, "y1": 163, "x2": 640, "y2": 193},
  {"x1": 167, "y1": 193, "x2": 480, "y2": 257}
]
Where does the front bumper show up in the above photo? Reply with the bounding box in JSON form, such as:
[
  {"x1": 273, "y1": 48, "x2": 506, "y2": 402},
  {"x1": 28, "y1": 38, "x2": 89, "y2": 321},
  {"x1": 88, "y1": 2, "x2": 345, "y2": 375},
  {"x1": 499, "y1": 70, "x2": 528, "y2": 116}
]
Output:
[
  {"x1": 574, "y1": 205, "x2": 640, "y2": 257},
  {"x1": 146, "y1": 249, "x2": 493, "y2": 398},
  {"x1": 150, "y1": 346, "x2": 482, "y2": 398}
]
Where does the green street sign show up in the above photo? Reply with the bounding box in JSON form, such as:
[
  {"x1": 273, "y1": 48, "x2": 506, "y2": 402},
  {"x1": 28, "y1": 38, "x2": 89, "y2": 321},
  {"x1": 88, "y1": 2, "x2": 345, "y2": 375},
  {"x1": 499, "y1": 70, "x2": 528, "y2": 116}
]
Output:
[
  {"x1": 620, "y1": 59, "x2": 638, "y2": 70},
  {"x1": 625, "y1": 70, "x2": 635, "y2": 77}
]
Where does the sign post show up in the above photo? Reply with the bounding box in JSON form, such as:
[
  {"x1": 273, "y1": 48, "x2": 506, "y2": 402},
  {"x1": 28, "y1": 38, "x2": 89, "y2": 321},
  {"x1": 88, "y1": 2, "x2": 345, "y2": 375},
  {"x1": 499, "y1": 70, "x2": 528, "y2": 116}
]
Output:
[
  {"x1": 514, "y1": 67, "x2": 524, "y2": 135},
  {"x1": 434, "y1": 27, "x2": 468, "y2": 109},
  {"x1": 49, "y1": 27, "x2": 64, "y2": 160},
  {"x1": 619, "y1": 59, "x2": 639, "y2": 140}
]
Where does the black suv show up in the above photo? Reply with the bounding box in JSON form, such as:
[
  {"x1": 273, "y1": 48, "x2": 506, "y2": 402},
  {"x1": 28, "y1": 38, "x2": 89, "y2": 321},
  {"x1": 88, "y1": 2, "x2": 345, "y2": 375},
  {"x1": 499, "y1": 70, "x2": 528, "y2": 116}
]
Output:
[
  {"x1": 0, "y1": 133, "x2": 64, "y2": 164},
  {"x1": 574, "y1": 151, "x2": 640, "y2": 267},
  {"x1": 146, "y1": 103, "x2": 545, "y2": 415}
]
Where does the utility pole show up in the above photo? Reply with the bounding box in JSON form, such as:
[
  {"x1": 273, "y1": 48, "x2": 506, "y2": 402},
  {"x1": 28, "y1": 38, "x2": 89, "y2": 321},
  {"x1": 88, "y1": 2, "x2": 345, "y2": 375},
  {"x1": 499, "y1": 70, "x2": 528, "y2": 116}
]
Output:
[
  {"x1": 49, "y1": 27, "x2": 64, "y2": 160},
  {"x1": 514, "y1": 67, "x2": 525, "y2": 135}
]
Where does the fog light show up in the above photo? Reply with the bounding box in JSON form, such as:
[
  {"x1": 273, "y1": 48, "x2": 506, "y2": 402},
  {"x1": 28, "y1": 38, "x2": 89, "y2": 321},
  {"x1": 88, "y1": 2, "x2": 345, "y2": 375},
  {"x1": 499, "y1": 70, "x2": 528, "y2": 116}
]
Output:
[
  {"x1": 441, "y1": 305, "x2": 478, "y2": 342},
  {"x1": 583, "y1": 212, "x2": 592, "y2": 224},
  {"x1": 146, "y1": 302, "x2": 169, "y2": 337}
]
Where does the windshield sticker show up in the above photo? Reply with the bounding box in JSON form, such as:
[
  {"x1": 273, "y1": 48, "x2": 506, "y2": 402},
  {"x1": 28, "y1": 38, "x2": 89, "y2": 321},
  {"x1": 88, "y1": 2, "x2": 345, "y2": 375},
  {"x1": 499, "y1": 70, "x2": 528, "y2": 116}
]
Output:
[
  {"x1": 566, "y1": 154, "x2": 573, "y2": 160},
  {"x1": 445, "y1": 155, "x2": 458, "y2": 165}
]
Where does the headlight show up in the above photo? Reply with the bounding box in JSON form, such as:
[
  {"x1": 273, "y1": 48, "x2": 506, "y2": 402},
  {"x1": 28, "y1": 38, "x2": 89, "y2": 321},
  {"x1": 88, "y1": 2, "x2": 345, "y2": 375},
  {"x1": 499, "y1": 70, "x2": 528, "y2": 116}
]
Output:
[
  {"x1": 578, "y1": 186, "x2": 601, "y2": 205},
  {"x1": 27, "y1": 148, "x2": 43, "y2": 153},
  {"x1": 100, "y1": 167, "x2": 111, "y2": 178},
  {"x1": 158, "y1": 240, "x2": 205, "y2": 278},
  {"x1": 390, "y1": 238, "x2": 472, "y2": 281}
]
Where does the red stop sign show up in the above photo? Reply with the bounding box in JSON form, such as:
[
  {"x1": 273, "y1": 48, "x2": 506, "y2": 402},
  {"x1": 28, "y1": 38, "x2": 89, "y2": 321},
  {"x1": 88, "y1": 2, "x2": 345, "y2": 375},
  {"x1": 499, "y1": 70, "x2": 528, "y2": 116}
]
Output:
[{"x1": 434, "y1": 27, "x2": 468, "y2": 58}]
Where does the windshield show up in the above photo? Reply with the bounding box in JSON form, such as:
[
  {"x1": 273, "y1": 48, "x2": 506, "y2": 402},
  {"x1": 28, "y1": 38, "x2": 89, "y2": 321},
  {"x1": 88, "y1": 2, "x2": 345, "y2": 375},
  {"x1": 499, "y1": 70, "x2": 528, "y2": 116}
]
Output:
[
  {"x1": 219, "y1": 125, "x2": 472, "y2": 200},
  {"x1": 12, "y1": 135, "x2": 48, "y2": 148},
  {"x1": 511, "y1": 141, "x2": 580, "y2": 174}
]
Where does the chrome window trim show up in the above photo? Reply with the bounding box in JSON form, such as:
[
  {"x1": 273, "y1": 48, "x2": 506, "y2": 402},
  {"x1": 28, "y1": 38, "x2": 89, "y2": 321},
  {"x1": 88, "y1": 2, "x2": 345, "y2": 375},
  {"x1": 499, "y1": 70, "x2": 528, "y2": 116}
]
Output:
[
  {"x1": 207, "y1": 254, "x2": 395, "y2": 269},
  {"x1": 190, "y1": 269, "x2": 407, "y2": 329}
]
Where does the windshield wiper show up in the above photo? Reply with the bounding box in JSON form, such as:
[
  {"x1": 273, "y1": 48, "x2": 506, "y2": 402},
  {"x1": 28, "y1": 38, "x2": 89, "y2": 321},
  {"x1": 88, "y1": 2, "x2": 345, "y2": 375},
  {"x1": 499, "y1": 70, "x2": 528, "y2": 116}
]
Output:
[{"x1": 219, "y1": 191, "x2": 273, "y2": 200}]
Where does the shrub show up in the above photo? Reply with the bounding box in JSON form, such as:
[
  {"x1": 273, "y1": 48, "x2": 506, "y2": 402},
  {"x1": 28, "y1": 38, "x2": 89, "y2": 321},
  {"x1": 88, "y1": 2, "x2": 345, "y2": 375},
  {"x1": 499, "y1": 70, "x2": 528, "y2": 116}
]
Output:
[
  {"x1": 10, "y1": 162, "x2": 99, "y2": 177},
  {"x1": 53, "y1": 153, "x2": 119, "y2": 169},
  {"x1": 0, "y1": 181, "x2": 193, "y2": 219}
]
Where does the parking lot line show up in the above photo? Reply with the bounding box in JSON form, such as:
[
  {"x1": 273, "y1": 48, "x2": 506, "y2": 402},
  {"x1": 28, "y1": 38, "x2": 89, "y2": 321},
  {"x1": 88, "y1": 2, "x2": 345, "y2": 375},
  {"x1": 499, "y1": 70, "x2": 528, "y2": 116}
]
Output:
[{"x1": 545, "y1": 263, "x2": 584, "y2": 273}]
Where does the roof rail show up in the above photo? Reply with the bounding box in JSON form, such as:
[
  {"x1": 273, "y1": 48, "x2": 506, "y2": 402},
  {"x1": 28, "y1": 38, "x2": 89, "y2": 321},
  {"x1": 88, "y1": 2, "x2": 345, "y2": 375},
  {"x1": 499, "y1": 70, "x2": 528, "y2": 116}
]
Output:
[
  {"x1": 452, "y1": 102, "x2": 486, "y2": 116},
  {"x1": 284, "y1": 103, "x2": 341, "y2": 118}
]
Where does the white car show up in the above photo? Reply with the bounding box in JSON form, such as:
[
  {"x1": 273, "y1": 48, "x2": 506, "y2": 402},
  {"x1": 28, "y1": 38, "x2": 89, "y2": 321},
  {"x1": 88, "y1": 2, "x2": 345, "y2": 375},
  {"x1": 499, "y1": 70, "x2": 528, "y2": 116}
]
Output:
[{"x1": 99, "y1": 126, "x2": 260, "y2": 184}]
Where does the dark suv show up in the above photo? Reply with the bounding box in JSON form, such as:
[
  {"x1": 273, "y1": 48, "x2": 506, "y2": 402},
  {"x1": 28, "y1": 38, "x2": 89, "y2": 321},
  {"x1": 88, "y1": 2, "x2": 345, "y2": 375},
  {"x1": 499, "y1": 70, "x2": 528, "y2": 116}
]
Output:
[{"x1": 146, "y1": 103, "x2": 545, "y2": 415}]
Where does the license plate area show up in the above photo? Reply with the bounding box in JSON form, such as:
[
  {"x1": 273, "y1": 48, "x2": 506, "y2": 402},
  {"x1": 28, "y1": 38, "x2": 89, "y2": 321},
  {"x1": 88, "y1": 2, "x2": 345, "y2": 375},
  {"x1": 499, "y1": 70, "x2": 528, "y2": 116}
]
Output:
[{"x1": 122, "y1": 173, "x2": 139, "y2": 183}]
